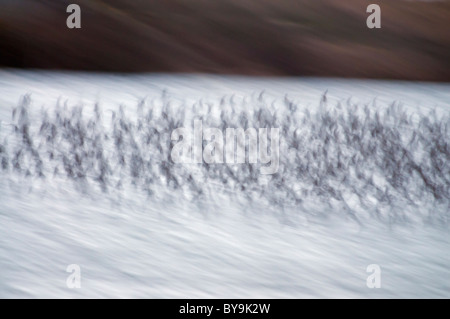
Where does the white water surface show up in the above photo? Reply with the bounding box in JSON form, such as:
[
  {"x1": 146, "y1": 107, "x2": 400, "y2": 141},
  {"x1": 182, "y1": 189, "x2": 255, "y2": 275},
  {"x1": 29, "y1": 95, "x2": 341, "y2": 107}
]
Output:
[{"x1": 0, "y1": 70, "x2": 449, "y2": 298}]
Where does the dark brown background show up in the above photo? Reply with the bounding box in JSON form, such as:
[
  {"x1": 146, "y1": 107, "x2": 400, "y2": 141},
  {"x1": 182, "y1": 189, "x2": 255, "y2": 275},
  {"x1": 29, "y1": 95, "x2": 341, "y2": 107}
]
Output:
[{"x1": 1, "y1": 0, "x2": 449, "y2": 81}]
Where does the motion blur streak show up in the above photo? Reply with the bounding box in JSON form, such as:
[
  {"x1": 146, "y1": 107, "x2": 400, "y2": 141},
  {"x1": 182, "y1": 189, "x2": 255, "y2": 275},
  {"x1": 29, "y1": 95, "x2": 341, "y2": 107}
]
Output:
[
  {"x1": 0, "y1": 71, "x2": 449, "y2": 298},
  {"x1": 1, "y1": 0, "x2": 449, "y2": 80}
]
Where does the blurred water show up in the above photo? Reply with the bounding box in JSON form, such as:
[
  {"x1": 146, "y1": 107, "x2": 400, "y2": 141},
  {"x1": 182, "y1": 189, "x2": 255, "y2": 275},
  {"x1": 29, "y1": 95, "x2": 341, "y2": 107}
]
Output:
[{"x1": 0, "y1": 70, "x2": 449, "y2": 298}]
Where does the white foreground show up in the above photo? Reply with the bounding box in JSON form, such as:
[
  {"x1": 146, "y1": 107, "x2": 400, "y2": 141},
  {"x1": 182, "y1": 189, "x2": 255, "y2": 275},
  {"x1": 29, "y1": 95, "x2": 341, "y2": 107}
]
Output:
[{"x1": 0, "y1": 70, "x2": 449, "y2": 298}]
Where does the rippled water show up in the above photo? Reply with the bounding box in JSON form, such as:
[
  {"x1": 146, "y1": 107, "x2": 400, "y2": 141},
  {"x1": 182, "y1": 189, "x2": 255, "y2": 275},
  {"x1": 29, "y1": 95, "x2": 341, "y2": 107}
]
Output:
[{"x1": 0, "y1": 70, "x2": 449, "y2": 298}]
